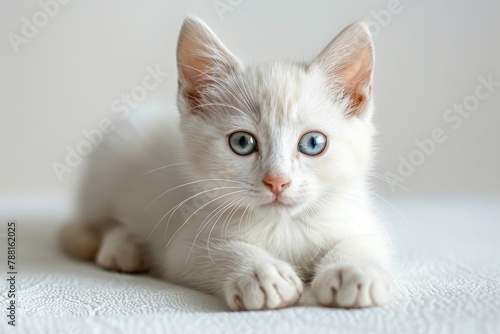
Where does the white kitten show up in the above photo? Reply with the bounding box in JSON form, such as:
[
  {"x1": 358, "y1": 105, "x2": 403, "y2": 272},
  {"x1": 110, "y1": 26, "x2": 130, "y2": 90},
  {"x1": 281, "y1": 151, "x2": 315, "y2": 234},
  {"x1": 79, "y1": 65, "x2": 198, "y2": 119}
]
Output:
[{"x1": 60, "y1": 17, "x2": 394, "y2": 310}]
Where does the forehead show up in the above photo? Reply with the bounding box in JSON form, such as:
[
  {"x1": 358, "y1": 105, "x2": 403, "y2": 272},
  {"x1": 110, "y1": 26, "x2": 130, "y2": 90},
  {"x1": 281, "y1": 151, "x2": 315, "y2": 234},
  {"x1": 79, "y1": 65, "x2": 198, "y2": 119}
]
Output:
[
  {"x1": 238, "y1": 62, "x2": 338, "y2": 135},
  {"x1": 208, "y1": 61, "x2": 343, "y2": 139}
]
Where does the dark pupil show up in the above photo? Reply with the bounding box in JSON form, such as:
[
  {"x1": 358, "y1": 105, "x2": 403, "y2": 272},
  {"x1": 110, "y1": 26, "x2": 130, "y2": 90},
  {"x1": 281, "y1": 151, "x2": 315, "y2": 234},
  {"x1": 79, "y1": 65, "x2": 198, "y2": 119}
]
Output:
[
  {"x1": 238, "y1": 136, "x2": 249, "y2": 148},
  {"x1": 309, "y1": 136, "x2": 317, "y2": 149}
]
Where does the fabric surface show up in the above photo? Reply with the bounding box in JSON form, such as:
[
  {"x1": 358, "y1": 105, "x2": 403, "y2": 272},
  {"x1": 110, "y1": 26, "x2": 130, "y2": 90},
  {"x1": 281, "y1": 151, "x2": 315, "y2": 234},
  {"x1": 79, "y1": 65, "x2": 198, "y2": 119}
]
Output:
[{"x1": 0, "y1": 197, "x2": 499, "y2": 334}]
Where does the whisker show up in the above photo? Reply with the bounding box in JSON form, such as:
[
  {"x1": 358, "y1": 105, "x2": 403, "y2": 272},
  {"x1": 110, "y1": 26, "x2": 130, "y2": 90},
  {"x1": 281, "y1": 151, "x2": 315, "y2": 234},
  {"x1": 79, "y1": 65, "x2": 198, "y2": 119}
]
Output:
[
  {"x1": 205, "y1": 198, "x2": 245, "y2": 264},
  {"x1": 146, "y1": 186, "x2": 244, "y2": 241},
  {"x1": 368, "y1": 171, "x2": 415, "y2": 197},
  {"x1": 324, "y1": 187, "x2": 409, "y2": 241},
  {"x1": 162, "y1": 187, "x2": 245, "y2": 243},
  {"x1": 238, "y1": 202, "x2": 253, "y2": 233},
  {"x1": 310, "y1": 192, "x2": 365, "y2": 233},
  {"x1": 141, "y1": 162, "x2": 188, "y2": 176},
  {"x1": 195, "y1": 197, "x2": 240, "y2": 238},
  {"x1": 222, "y1": 198, "x2": 246, "y2": 239},
  {"x1": 243, "y1": 202, "x2": 255, "y2": 233},
  {"x1": 145, "y1": 179, "x2": 247, "y2": 209},
  {"x1": 337, "y1": 192, "x2": 404, "y2": 248},
  {"x1": 187, "y1": 196, "x2": 241, "y2": 263},
  {"x1": 369, "y1": 191, "x2": 411, "y2": 228},
  {"x1": 164, "y1": 189, "x2": 247, "y2": 249},
  {"x1": 343, "y1": 194, "x2": 392, "y2": 225}
]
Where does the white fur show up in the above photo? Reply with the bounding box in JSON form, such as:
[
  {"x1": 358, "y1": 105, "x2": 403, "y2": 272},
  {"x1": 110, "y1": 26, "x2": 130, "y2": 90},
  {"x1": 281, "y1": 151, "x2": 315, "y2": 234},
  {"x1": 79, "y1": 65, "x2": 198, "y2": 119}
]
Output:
[
  {"x1": 62, "y1": 17, "x2": 394, "y2": 310},
  {"x1": 96, "y1": 225, "x2": 149, "y2": 272}
]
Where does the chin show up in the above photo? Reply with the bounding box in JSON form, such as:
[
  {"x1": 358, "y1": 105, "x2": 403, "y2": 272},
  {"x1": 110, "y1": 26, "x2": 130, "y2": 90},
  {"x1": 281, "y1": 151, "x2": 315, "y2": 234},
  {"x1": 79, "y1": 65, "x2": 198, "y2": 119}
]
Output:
[{"x1": 259, "y1": 198, "x2": 307, "y2": 218}]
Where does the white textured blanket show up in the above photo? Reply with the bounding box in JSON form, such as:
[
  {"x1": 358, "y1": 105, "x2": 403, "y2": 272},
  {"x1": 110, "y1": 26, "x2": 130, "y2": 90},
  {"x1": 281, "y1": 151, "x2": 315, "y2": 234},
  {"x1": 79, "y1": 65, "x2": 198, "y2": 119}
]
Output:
[{"x1": 1, "y1": 197, "x2": 499, "y2": 333}]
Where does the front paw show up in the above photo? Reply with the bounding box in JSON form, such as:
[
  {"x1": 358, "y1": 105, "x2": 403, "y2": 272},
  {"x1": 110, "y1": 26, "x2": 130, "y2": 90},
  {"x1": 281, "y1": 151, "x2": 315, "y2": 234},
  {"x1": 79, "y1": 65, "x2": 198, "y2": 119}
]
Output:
[
  {"x1": 225, "y1": 261, "x2": 303, "y2": 311},
  {"x1": 311, "y1": 264, "x2": 393, "y2": 308},
  {"x1": 96, "y1": 229, "x2": 149, "y2": 273}
]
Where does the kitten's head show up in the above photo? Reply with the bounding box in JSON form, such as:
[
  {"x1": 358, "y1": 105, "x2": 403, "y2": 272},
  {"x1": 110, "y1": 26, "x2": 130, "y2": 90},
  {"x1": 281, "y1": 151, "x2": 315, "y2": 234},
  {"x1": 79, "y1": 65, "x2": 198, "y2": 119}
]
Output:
[{"x1": 176, "y1": 17, "x2": 375, "y2": 217}]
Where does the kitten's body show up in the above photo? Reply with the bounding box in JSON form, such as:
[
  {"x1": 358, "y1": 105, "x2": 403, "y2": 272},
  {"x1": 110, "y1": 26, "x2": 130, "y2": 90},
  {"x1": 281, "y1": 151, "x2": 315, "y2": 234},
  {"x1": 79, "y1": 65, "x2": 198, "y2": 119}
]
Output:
[{"x1": 61, "y1": 18, "x2": 394, "y2": 310}]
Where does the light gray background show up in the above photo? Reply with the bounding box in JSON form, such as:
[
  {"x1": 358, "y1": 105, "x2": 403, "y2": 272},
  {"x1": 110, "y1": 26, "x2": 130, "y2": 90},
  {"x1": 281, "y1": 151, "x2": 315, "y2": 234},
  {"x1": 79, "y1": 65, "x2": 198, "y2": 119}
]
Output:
[{"x1": 1, "y1": 0, "x2": 499, "y2": 202}]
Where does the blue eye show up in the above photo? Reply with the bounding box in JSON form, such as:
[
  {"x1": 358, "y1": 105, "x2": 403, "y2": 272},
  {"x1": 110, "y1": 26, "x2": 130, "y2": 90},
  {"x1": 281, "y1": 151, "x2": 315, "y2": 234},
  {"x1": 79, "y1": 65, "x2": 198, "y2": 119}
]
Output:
[
  {"x1": 298, "y1": 132, "x2": 327, "y2": 156},
  {"x1": 228, "y1": 131, "x2": 258, "y2": 156}
]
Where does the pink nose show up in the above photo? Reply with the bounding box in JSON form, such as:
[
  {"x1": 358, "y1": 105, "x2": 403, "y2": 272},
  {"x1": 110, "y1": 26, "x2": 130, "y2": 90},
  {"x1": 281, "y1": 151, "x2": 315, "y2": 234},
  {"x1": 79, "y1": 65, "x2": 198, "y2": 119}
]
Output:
[{"x1": 263, "y1": 175, "x2": 291, "y2": 196}]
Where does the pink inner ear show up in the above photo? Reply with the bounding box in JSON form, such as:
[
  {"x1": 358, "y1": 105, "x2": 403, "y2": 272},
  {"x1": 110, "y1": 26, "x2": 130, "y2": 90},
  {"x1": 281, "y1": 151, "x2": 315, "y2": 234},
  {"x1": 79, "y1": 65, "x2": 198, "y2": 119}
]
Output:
[
  {"x1": 183, "y1": 89, "x2": 202, "y2": 111},
  {"x1": 178, "y1": 53, "x2": 213, "y2": 89},
  {"x1": 338, "y1": 47, "x2": 373, "y2": 117},
  {"x1": 314, "y1": 22, "x2": 374, "y2": 118},
  {"x1": 178, "y1": 58, "x2": 213, "y2": 111},
  {"x1": 176, "y1": 18, "x2": 239, "y2": 113}
]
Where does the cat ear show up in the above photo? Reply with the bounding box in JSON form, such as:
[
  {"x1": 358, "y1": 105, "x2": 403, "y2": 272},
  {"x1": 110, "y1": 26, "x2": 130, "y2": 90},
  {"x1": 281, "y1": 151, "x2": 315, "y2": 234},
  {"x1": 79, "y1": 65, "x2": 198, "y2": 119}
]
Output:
[
  {"x1": 177, "y1": 17, "x2": 240, "y2": 111},
  {"x1": 313, "y1": 22, "x2": 374, "y2": 118}
]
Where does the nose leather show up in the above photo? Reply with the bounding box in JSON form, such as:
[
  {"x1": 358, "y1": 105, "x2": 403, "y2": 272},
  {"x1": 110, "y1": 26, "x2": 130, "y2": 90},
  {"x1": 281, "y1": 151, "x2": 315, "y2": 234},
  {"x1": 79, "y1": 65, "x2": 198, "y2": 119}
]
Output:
[{"x1": 263, "y1": 175, "x2": 291, "y2": 196}]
